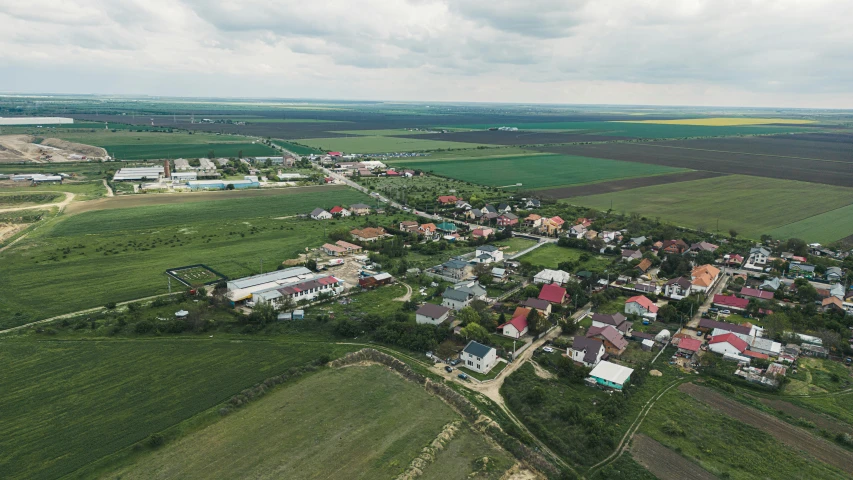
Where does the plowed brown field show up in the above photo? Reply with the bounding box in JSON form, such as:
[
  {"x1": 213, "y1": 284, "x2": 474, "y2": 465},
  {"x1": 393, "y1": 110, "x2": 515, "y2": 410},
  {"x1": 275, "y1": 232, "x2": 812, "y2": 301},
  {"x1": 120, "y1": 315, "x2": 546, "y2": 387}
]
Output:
[{"x1": 630, "y1": 434, "x2": 717, "y2": 480}]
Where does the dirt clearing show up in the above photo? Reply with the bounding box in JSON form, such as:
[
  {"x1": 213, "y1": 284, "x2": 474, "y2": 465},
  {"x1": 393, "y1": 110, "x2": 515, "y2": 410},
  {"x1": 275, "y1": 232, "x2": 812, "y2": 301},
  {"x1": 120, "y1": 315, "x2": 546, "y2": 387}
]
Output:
[
  {"x1": 630, "y1": 434, "x2": 717, "y2": 480},
  {"x1": 0, "y1": 135, "x2": 106, "y2": 163},
  {"x1": 680, "y1": 383, "x2": 853, "y2": 474}
]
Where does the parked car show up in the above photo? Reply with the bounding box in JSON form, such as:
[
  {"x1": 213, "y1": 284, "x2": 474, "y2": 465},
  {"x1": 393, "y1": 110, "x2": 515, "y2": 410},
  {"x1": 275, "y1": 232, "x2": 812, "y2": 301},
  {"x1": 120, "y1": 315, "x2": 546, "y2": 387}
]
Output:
[
  {"x1": 720, "y1": 309, "x2": 731, "y2": 315},
  {"x1": 450, "y1": 359, "x2": 461, "y2": 366},
  {"x1": 444, "y1": 366, "x2": 453, "y2": 373},
  {"x1": 543, "y1": 347, "x2": 554, "y2": 353},
  {"x1": 425, "y1": 351, "x2": 433, "y2": 358},
  {"x1": 457, "y1": 373, "x2": 468, "y2": 380}
]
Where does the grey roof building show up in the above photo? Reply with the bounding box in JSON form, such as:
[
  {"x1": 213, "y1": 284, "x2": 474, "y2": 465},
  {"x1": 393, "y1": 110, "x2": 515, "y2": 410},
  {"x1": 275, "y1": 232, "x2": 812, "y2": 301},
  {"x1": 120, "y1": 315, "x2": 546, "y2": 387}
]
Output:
[{"x1": 463, "y1": 340, "x2": 493, "y2": 358}]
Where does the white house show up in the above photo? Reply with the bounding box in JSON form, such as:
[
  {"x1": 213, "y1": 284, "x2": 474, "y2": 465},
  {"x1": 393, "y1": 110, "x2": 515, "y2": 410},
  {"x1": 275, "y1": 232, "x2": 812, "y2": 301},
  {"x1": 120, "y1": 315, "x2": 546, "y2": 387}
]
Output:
[
  {"x1": 498, "y1": 315, "x2": 528, "y2": 339},
  {"x1": 625, "y1": 295, "x2": 659, "y2": 320},
  {"x1": 745, "y1": 246, "x2": 771, "y2": 270},
  {"x1": 708, "y1": 333, "x2": 748, "y2": 357},
  {"x1": 310, "y1": 208, "x2": 332, "y2": 220},
  {"x1": 664, "y1": 277, "x2": 691, "y2": 299},
  {"x1": 569, "y1": 336, "x2": 605, "y2": 367},
  {"x1": 474, "y1": 245, "x2": 504, "y2": 264},
  {"x1": 442, "y1": 287, "x2": 473, "y2": 310},
  {"x1": 461, "y1": 340, "x2": 497, "y2": 374},
  {"x1": 534, "y1": 269, "x2": 572, "y2": 285},
  {"x1": 416, "y1": 303, "x2": 452, "y2": 325}
]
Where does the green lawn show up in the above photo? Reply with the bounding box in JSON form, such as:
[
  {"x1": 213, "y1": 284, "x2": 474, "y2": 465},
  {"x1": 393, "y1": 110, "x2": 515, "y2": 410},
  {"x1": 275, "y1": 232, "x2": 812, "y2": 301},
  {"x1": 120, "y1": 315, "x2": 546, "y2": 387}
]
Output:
[
  {"x1": 295, "y1": 136, "x2": 491, "y2": 154},
  {"x1": 790, "y1": 394, "x2": 853, "y2": 425},
  {"x1": 103, "y1": 365, "x2": 464, "y2": 480},
  {"x1": 394, "y1": 154, "x2": 686, "y2": 189},
  {"x1": 768, "y1": 203, "x2": 853, "y2": 244},
  {"x1": 0, "y1": 181, "x2": 107, "y2": 200},
  {"x1": 451, "y1": 121, "x2": 816, "y2": 138},
  {"x1": 519, "y1": 244, "x2": 614, "y2": 271},
  {"x1": 492, "y1": 237, "x2": 538, "y2": 254},
  {"x1": 462, "y1": 359, "x2": 509, "y2": 381},
  {"x1": 0, "y1": 188, "x2": 371, "y2": 327},
  {"x1": 639, "y1": 389, "x2": 849, "y2": 479},
  {"x1": 0, "y1": 337, "x2": 357, "y2": 480},
  {"x1": 571, "y1": 175, "x2": 853, "y2": 242},
  {"x1": 783, "y1": 357, "x2": 851, "y2": 395}
]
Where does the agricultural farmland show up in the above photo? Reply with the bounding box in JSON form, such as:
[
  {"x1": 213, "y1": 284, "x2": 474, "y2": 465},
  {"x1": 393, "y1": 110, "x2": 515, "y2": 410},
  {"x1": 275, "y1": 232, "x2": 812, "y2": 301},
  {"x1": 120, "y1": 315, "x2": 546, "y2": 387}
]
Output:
[
  {"x1": 451, "y1": 121, "x2": 817, "y2": 138},
  {"x1": 616, "y1": 117, "x2": 816, "y2": 126},
  {"x1": 392, "y1": 154, "x2": 686, "y2": 189},
  {"x1": 294, "y1": 135, "x2": 491, "y2": 154},
  {"x1": 102, "y1": 365, "x2": 510, "y2": 480},
  {"x1": 570, "y1": 175, "x2": 853, "y2": 241},
  {"x1": 541, "y1": 139, "x2": 853, "y2": 187},
  {"x1": 394, "y1": 130, "x2": 628, "y2": 145},
  {"x1": 0, "y1": 338, "x2": 357, "y2": 480}
]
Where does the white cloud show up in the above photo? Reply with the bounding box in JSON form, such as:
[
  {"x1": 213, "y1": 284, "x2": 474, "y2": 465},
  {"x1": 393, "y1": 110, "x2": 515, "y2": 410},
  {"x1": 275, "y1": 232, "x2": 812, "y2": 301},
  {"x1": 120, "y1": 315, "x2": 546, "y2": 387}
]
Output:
[{"x1": 0, "y1": 0, "x2": 851, "y2": 107}]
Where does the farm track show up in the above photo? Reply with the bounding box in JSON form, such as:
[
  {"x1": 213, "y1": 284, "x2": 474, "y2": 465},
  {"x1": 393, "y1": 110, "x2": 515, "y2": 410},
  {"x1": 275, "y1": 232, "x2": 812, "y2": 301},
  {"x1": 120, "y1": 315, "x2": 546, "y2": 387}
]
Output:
[
  {"x1": 680, "y1": 383, "x2": 853, "y2": 474},
  {"x1": 65, "y1": 184, "x2": 347, "y2": 214},
  {"x1": 536, "y1": 171, "x2": 726, "y2": 198},
  {"x1": 0, "y1": 191, "x2": 74, "y2": 214},
  {"x1": 629, "y1": 434, "x2": 717, "y2": 480}
]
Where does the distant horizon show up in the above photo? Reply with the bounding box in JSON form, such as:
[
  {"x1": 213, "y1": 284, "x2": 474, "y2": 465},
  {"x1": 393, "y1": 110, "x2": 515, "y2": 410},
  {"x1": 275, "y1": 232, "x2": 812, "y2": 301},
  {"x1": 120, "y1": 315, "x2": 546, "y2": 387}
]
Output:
[{"x1": 2, "y1": 92, "x2": 853, "y2": 113}]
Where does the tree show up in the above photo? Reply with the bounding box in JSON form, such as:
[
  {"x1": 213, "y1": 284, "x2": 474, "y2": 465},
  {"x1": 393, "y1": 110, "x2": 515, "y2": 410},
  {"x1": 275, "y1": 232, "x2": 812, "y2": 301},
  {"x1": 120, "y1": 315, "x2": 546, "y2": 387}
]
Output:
[
  {"x1": 249, "y1": 302, "x2": 277, "y2": 326},
  {"x1": 458, "y1": 322, "x2": 490, "y2": 343},
  {"x1": 526, "y1": 308, "x2": 548, "y2": 335},
  {"x1": 786, "y1": 238, "x2": 808, "y2": 257},
  {"x1": 763, "y1": 313, "x2": 791, "y2": 339},
  {"x1": 695, "y1": 249, "x2": 716, "y2": 266},
  {"x1": 456, "y1": 306, "x2": 481, "y2": 326},
  {"x1": 657, "y1": 304, "x2": 678, "y2": 323},
  {"x1": 225, "y1": 183, "x2": 235, "y2": 190},
  {"x1": 207, "y1": 149, "x2": 215, "y2": 159},
  {"x1": 728, "y1": 229, "x2": 738, "y2": 238},
  {"x1": 305, "y1": 259, "x2": 317, "y2": 271}
]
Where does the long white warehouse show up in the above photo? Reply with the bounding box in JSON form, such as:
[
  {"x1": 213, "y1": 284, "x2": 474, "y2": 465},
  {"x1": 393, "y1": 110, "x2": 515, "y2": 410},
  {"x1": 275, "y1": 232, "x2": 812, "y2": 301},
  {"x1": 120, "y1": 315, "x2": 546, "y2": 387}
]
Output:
[{"x1": 0, "y1": 117, "x2": 74, "y2": 125}]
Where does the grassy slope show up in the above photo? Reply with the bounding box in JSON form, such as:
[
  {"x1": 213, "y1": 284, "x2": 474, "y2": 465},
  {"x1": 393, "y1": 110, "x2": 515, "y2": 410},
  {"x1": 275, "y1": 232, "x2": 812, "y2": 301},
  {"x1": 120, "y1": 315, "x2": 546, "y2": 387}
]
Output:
[
  {"x1": 0, "y1": 188, "x2": 370, "y2": 327},
  {"x1": 0, "y1": 338, "x2": 356, "y2": 480},
  {"x1": 396, "y1": 154, "x2": 685, "y2": 189},
  {"x1": 571, "y1": 175, "x2": 853, "y2": 241},
  {"x1": 296, "y1": 136, "x2": 491, "y2": 154},
  {"x1": 639, "y1": 389, "x2": 850, "y2": 480},
  {"x1": 420, "y1": 426, "x2": 515, "y2": 480},
  {"x1": 104, "y1": 365, "x2": 459, "y2": 480},
  {"x1": 518, "y1": 244, "x2": 614, "y2": 271}
]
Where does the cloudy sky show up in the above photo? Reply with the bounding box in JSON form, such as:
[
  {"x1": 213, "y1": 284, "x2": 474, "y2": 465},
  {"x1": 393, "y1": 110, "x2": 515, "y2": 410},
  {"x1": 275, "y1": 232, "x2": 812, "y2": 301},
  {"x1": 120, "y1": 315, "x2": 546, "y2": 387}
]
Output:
[{"x1": 1, "y1": 0, "x2": 852, "y2": 108}]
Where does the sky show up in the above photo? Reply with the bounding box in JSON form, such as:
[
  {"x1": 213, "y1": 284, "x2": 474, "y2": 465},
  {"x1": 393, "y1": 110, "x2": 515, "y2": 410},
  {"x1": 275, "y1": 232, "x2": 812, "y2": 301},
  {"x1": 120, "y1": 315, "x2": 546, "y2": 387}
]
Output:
[{"x1": 1, "y1": 0, "x2": 852, "y2": 108}]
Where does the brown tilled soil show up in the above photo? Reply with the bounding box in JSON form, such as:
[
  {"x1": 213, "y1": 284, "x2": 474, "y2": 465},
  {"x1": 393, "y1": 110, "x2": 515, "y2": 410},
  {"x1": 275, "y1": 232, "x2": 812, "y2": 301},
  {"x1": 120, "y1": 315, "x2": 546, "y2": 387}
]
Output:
[
  {"x1": 629, "y1": 434, "x2": 717, "y2": 480},
  {"x1": 537, "y1": 171, "x2": 726, "y2": 199},
  {"x1": 680, "y1": 383, "x2": 853, "y2": 474},
  {"x1": 753, "y1": 396, "x2": 853, "y2": 436}
]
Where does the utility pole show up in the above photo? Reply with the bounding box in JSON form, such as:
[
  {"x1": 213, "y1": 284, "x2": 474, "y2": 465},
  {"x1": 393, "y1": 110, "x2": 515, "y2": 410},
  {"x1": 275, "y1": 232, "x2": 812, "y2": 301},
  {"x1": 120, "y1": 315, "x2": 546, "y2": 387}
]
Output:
[{"x1": 168, "y1": 275, "x2": 172, "y2": 295}]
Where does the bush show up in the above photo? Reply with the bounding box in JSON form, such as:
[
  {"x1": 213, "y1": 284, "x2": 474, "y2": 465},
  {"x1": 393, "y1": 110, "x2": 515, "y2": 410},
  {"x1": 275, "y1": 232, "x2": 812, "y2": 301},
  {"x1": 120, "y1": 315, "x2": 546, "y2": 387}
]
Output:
[
  {"x1": 134, "y1": 320, "x2": 154, "y2": 334},
  {"x1": 661, "y1": 420, "x2": 685, "y2": 437},
  {"x1": 105, "y1": 302, "x2": 117, "y2": 310},
  {"x1": 147, "y1": 433, "x2": 165, "y2": 448}
]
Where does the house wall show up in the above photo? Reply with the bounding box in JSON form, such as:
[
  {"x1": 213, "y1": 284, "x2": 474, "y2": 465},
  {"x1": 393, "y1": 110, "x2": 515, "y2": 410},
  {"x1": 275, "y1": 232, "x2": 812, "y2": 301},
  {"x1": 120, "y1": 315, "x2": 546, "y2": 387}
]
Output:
[
  {"x1": 625, "y1": 302, "x2": 650, "y2": 316},
  {"x1": 709, "y1": 342, "x2": 743, "y2": 357},
  {"x1": 462, "y1": 349, "x2": 496, "y2": 374},
  {"x1": 416, "y1": 313, "x2": 448, "y2": 325},
  {"x1": 501, "y1": 324, "x2": 527, "y2": 339},
  {"x1": 592, "y1": 376, "x2": 629, "y2": 390},
  {"x1": 442, "y1": 297, "x2": 470, "y2": 310}
]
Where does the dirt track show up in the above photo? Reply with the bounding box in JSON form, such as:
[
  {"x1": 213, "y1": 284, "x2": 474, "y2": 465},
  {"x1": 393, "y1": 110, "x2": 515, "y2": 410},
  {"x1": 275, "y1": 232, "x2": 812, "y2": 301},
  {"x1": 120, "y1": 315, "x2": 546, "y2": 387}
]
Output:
[
  {"x1": 680, "y1": 383, "x2": 853, "y2": 474},
  {"x1": 630, "y1": 434, "x2": 717, "y2": 480},
  {"x1": 537, "y1": 171, "x2": 726, "y2": 199}
]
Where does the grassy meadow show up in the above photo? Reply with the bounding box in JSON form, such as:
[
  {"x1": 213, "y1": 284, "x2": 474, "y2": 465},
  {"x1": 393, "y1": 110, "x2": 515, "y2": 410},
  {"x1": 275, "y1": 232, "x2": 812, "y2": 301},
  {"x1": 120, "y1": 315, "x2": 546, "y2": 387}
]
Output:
[
  {"x1": 0, "y1": 337, "x2": 357, "y2": 480},
  {"x1": 519, "y1": 244, "x2": 614, "y2": 271},
  {"x1": 0, "y1": 187, "x2": 371, "y2": 327},
  {"x1": 394, "y1": 154, "x2": 685, "y2": 189},
  {"x1": 768, "y1": 203, "x2": 853, "y2": 244},
  {"x1": 271, "y1": 140, "x2": 325, "y2": 155},
  {"x1": 102, "y1": 365, "x2": 489, "y2": 480},
  {"x1": 571, "y1": 175, "x2": 853, "y2": 241}
]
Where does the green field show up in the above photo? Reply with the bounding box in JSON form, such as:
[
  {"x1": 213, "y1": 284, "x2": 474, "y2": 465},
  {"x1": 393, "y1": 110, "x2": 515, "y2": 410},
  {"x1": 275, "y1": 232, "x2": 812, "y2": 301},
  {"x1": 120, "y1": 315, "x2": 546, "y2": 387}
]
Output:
[
  {"x1": 0, "y1": 337, "x2": 356, "y2": 480},
  {"x1": 271, "y1": 140, "x2": 325, "y2": 155},
  {"x1": 103, "y1": 365, "x2": 502, "y2": 479},
  {"x1": 296, "y1": 136, "x2": 490, "y2": 154},
  {"x1": 0, "y1": 181, "x2": 107, "y2": 201},
  {"x1": 0, "y1": 187, "x2": 371, "y2": 327},
  {"x1": 0, "y1": 192, "x2": 63, "y2": 206},
  {"x1": 768, "y1": 203, "x2": 853, "y2": 244},
  {"x1": 393, "y1": 154, "x2": 686, "y2": 189},
  {"x1": 639, "y1": 389, "x2": 849, "y2": 479},
  {"x1": 104, "y1": 143, "x2": 275, "y2": 160},
  {"x1": 571, "y1": 175, "x2": 853, "y2": 241},
  {"x1": 518, "y1": 244, "x2": 614, "y2": 271},
  {"x1": 451, "y1": 121, "x2": 817, "y2": 138}
]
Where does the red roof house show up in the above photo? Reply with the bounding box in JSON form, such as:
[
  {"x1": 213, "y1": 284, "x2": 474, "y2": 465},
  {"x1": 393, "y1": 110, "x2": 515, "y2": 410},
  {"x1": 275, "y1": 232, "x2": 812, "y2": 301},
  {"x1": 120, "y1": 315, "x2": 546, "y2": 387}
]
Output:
[
  {"x1": 625, "y1": 295, "x2": 659, "y2": 314},
  {"x1": 498, "y1": 315, "x2": 529, "y2": 339},
  {"x1": 329, "y1": 206, "x2": 346, "y2": 214},
  {"x1": 713, "y1": 294, "x2": 749, "y2": 311},
  {"x1": 677, "y1": 337, "x2": 702, "y2": 354},
  {"x1": 538, "y1": 283, "x2": 568, "y2": 304},
  {"x1": 437, "y1": 195, "x2": 460, "y2": 204},
  {"x1": 740, "y1": 287, "x2": 774, "y2": 300},
  {"x1": 708, "y1": 333, "x2": 748, "y2": 356},
  {"x1": 385, "y1": 170, "x2": 400, "y2": 176},
  {"x1": 328, "y1": 151, "x2": 342, "y2": 157},
  {"x1": 743, "y1": 350, "x2": 769, "y2": 360}
]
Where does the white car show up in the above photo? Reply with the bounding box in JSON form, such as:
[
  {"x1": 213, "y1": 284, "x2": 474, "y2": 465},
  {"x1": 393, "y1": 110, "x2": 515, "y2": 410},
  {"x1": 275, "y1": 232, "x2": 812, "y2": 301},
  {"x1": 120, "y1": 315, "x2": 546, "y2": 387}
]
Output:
[{"x1": 543, "y1": 347, "x2": 554, "y2": 353}]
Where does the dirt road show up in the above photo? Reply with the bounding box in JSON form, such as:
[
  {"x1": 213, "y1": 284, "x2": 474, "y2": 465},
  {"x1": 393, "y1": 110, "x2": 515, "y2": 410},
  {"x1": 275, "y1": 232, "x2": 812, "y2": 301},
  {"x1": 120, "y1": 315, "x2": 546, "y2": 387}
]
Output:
[
  {"x1": 630, "y1": 434, "x2": 717, "y2": 480},
  {"x1": 102, "y1": 179, "x2": 114, "y2": 197},
  {"x1": 394, "y1": 282, "x2": 413, "y2": 302},
  {"x1": 680, "y1": 383, "x2": 853, "y2": 474}
]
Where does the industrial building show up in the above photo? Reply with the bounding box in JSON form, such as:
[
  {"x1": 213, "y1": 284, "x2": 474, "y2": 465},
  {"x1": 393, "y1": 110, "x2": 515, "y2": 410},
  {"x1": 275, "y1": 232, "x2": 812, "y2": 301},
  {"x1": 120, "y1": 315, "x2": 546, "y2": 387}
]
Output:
[
  {"x1": 174, "y1": 159, "x2": 191, "y2": 171},
  {"x1": 226, "y1": 266, "x2": 346, "y2": 306},
  {"x1": 187, "y1": 179, "x2": 259, "y2": 190},
  {"x1": 112, "y1": 166, "x2": 165, "y2": 181},
  {"x1": 0, "y1": 117, "x2": 73, "y2": 125}
]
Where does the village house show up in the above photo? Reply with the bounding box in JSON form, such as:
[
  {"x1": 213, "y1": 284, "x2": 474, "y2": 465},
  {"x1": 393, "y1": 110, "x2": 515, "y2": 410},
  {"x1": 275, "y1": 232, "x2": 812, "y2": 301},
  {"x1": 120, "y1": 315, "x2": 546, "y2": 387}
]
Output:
[
  {"x1": 539, "y1": 283, "x2": 569, "y2": 305},
  {"x1": 540, "y1": 216, "x2": 565, "y2": 235},
  {"x1": 569, "y1": 336, "x2": 605, "y2": 367},
  {"x1": 534, "y1": 269, "x2": 572, "y2": 285},
  {"x1": 587, "y1": 361, "x2": 634, "y2": 390},
  {"x1": 724, "y1": 253, "x2": 745, "y2": 266},
  {"x1": 496, "y1": 203, "x2": 512, "y2": 213},
  {"x1": 712, "y1": 294, "x2": 750, "y2": 312},
  {"x1": 661, "y1": 239, "x2": 689, "y2": 255},
  {"x1": 470, "y1": 227, "x2": 494, "y2": 239},
  {"x1": 415, "y1": 303, "x2": 452, "y2": 325},
  {"x1": 498, "y1": 315, "x2": 528, "y2": 339},
  {"x1": 521, "y1": 297, "x2": 552, "y2": 316},
  {"x1": 569, "y1": 224, "x2": 587, "y2": 238},
  {"x1": 760, "y1": 277, "x2": 782, "y2": 291},
  {"x1": 524, "y1": 214, "x2": 543, "y2": 228},
  {"x1": 740, "y1": 287, "x2": 774, "y2": 301},
  {"x1": 437, "y1": 259, "x2": 468, "y2": 279},
  {"x1": 329, "y1": 206, "x2": 351, "y2": 217},
  {"x1": 358, "y1": 272, "x2": 393, "y2": 289},
  {"x1": 437, "y1": 195, "x2": 460, "y2": 204},
  {"x1": 322, "y1": 243, "x2": 347, "y2": 256},
  {"x1": 689, "y1": 241, "x2": 718, "y2": 253},
  {"x1": 677, "y1": 337, "x2": 701, "y2": 357},
  {"x1": 496, "y1": 213, "x2": 518, "y2": 227},
  {"x1": 690, "y1": 264, "x2": 721, "y2": 294},
  {"x1": 636, "y1": 258, "x2": 652, "y2": 275},
  {"x1": 461, "y1": 341, "x2": 497, "y2": 374},
  {"x1": 630, "y1": 236, "x2": 646, "y2": 246},
  {"x1": 335, "y1": 240, "x2": 362, "y2": 255},
  {"x1": 708, "y1": 333, "x2": 749, "y2": 359},
  {"x1": 465, "y1": 209, "x2": 483, "y2": 221},
  {"x1": 745, "y1": 246, "x2": 771, "y2": 270},
  {"x1": 826, "y1": 266, "x2": 843, "y2": 282},
  {"x1": 821, "y1": 296, "x2": 845, "y2": 313},
  {"x1": 474, "y1": 245, "x2": 504, "y2": 264},
  {"x1": 586, "y1": 325, "x2": 628, "y2": 356},
  {"x1": 310, "y1": 208, "x2": 332, "y2": 220},
  {"x1": 442, "y1": 287, "x2": 473, "y2": 310},
  {"x1": 625, "y1": 295, "x2": 658, "y2": 320},
  {"x1": 491, "y1": 267, "x2": 507, "y2": 282},
  {"x1": 455, "y1": 199, "x2": 472, "y2": 210},
  {"x1": 590, "y1": 313, "x2": 632, "y2": 335},
  {"x1": 350, "y1": 227, "x2": 390, "y2": 242},
  {"x1": 419, "y1": 223, "x2": 438, "y2": 238},
  {"x1": 583, "y1": 230, "x2": 599, "y2": 241},
  {"x1": 621, "y1": 249, "x2": 642, "y2": 261},
  {"x1": 664, "y1": 277, "x2": 692, "y2": 299},
  {"x1": 525, "y1": 198, "x2": 541, "y2": 208},
  {"x1": 350, "y1": 203, "x2": 371, "y2": 215}
]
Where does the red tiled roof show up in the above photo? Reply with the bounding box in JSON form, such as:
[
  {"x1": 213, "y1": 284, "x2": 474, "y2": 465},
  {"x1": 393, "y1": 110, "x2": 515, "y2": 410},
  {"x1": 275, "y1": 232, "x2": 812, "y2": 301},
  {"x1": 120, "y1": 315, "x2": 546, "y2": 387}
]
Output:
[
  {"x1": 636, "y1": 258, "x2": 652, "y2": 272},
  {"x1": 709, "y1": 333, "x2": 748, "y2": 352},
  {"x1": 713, "y1": 294, "x2": 749, "y2": 309},
  {"x1": 743, "y1": 350, "x2": 769, "y2": 360},
  {"x1": 740, "y1": 287, "x2": 774, "y2": 300},
  {"x1": 499, "y1": 315, "x2": 528, "y2": 333},
  {"x1": 329, "y1": 206, "x2": 344, "y2": 214},
  {"x1": 550, "y1": 216, "x2": 565, "y2": 225},
  {"x1": 626, "y1": 295, "x2": 659, "y2": 313},
  {"x1": 678, "y1": 337, "x2": 702, "y2": 352},
  {"x1": 437, "y1": 195, "x2": 459, "y2": 204},
  {"x1": 328, "y1": 151, "x2": 342, "y2": 156},
  {"x1": 538, "y1": 283, "x2": 567, "y2": 304}
]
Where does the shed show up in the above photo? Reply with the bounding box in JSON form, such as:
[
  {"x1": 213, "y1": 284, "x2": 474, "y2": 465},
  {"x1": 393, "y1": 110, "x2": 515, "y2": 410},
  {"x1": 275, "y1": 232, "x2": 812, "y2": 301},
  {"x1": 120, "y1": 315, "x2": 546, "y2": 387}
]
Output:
[
  {"x1": 641, "y1": 339, "x2": 655, "y2": 351},
  {"x1": 588, "y1": 361, "x2": 634, "y2": 390},
  {"x1": 293, "y1": 309, "x2": 305, "y2": 320}
]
